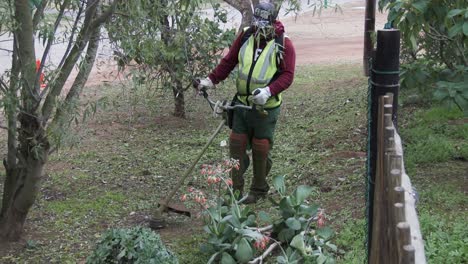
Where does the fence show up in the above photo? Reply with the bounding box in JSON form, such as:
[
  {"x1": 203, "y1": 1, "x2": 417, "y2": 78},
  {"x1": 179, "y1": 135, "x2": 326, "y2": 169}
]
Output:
[{"x1": 369, "y1": 93, "x2": 426, "y2": 264}]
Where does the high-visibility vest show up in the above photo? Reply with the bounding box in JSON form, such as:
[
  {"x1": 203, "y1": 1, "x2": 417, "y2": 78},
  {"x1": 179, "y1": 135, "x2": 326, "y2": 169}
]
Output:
[{"x1": 236, "y1": 30, "x2": 282, "y2": 109}]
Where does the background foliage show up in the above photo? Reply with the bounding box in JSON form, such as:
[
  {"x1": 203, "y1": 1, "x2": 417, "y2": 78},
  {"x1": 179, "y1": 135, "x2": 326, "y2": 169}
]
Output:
[
  {"x1": 379, "y1": 0, "x2": 468, "y2": 115},
  {"x1": 106, "y1": 0, "x2": 235, "y2": 117}
]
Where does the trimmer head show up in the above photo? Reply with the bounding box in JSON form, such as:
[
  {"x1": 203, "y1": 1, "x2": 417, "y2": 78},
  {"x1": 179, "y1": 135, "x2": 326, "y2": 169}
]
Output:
[
  {"x1": 149, "y1": 217, "x2": 167, "y2": 230},
  {"x1": 148, "y1": 202, "x2": 192, "y2": 230}
]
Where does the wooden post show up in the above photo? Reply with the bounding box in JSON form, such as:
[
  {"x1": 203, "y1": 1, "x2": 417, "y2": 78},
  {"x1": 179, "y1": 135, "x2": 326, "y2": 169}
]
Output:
[
  {"x1": 370, "y1": 96, "x2": 387, "y2": 263},
  {"x1": 397, "y1": 222, "x2": 411, "y2": 263},
  {"x1": 363, "y1": 0, "x2": 376, "y2": 76},
  {"x1": 372, "y1": 29, "x2": 401, "y2": 127},
  {"x1": 390, "y1": 169, "x2": 402, "y2": 191},
  {"x1": 368, "y1": 29, "x2": 401, "y2": 263},
  {"x1": 394, "y1": 203, "x2": 405, "y2": 224},
  {"x1": 403, "y1": 245, "x2": 416, "y2": 264}
]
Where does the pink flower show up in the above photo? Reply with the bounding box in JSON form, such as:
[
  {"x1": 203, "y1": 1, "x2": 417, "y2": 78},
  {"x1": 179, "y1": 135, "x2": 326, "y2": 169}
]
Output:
[
  {"x1": 253, "y1": 236, "x2": 270, "y2": 250},
  {"x1": 226, "y1": 178, "x2": 233, "y2": 186},
  {"x1": 180, "y1": 194, "x2": 187, "y2": 202},
  {"x1": 317, "y1": 211, "x2": 326, "y2": 228}
]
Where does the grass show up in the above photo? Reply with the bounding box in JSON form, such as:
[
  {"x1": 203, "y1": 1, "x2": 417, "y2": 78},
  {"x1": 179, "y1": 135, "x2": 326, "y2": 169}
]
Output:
[{"x1": 0, "y1": 62, "x2": 466, "y2": 263}]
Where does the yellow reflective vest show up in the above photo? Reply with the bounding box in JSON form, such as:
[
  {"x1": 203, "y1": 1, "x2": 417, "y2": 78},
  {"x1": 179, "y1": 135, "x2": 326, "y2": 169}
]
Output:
[{"x1": 236, "y1": 30, "x2": 282, "y2": 109}]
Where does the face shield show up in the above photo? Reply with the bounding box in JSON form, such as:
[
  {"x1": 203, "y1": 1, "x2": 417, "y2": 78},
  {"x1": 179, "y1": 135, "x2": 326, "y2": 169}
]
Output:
[{"x1": 251, "y1": 15, "x2": 274, "y2": 40}]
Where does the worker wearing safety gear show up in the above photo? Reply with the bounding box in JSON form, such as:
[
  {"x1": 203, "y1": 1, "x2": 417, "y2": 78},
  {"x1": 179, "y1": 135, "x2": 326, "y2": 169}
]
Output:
[{"x1": 199, "y1": 2, "x2": 296, "y2": 204}]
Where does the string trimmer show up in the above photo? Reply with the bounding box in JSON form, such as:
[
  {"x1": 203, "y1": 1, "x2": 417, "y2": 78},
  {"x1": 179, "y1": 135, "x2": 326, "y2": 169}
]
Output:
[{"x1": 149, "y1": 81, "x2": 266, "y2": 229}]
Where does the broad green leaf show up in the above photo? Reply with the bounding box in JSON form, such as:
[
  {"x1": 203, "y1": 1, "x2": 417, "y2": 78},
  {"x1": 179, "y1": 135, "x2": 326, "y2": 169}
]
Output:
[
  {"x1": 448, "y1": 23, "x2": 463, "y2": 38},
  {"x1": 221, "y1": 252, "x2": 236, "y2": 264},
  {"x1": 454, "y1": 95, "x2": 468, "y2": 114},
  {"x1": 317, "y1": 227, "x2": 334, "y2": 241},
  {"x1": 447, "y1": 9, "x2": 463, "y2": 18},
  {"x1": 293, "y1": 185, "x2": 313, "y2": 205},
  {"x1": 412, "y1": 1, "x2": 427, "y2": 13},
  {"x1": 463, "y1": 22, "x2": 468, "y2": 36},
  {"x1": 326, "y1": 242, "x2": 338, "y2": 252},
  {"x1": 258, "y1": 211, "x2": 271, "y2": 222},
  {"x1": 290, "y1": 233, "x2": 306, "y2": 254},
  {"x1": 409, "y1": 34, "x2": 417, "y2": 50},
  {"x1": 272, "y1": 175, "x2": 286, "y2": 195},
  {"x1": 317, "y1": 254, "x2": 327, "y2": 264},
  {"x1": 207, "y1": 252, "x2": 220, "y2": 264},
  {"x1": 434, "y1": 87, "x2": 450, "y2": 101},
  {"x1": 278, "y1": 228, "x2": 296, "y2": 242},
  {"x1": 235, "y1": 238, "x2": 254, "y2": 263},
  {"x1": 299, "y1": 204, "x2": 319, "y2": 217},
  {"x1": 279, "y1": 197, "x2": 296, "y2": 218},
  {"x1": 235, "y1": 229, "x2": 263, "y2": 240},
  {"x1": 286, "y1": 217, "x2": 301, "y2": 230},
  {"x1": 277, "y1": 256, "x2": 288, "y2": 264}
]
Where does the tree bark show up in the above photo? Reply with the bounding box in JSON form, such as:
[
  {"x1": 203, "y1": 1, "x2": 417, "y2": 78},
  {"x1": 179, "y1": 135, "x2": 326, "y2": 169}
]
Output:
[
  {"x1": 0, "y1": 120, "x2": 48, "y2": 241},
  {"x1": 1, "y1": 0, "x2": 118, "y2": 242},
  {"x1": 51, "y1": 23, "x2": 102, "y2": 129},
  {"x1": 223, "y1": 0, "x2": 259, "y2": 31},
  {"x1": 1, "y1": 36, "x2": 20, "y2": 218},
  {"x1": 0, "y1": 0, "x2": 48, "y2": 241},
  {"x1": 172, "y1": 81, "x2": 185, "y2": 118}
]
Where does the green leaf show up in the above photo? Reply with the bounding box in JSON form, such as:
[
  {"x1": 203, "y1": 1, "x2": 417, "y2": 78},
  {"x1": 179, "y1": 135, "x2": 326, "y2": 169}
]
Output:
[
  {"x1": 277, "y1": 256, "x2": 288, "y2": 264},
  {"x1": 235, "y1": 238, "x2": 254, "y2": 263},
  {"x1": 272, "y1": 175, "x2": 286, "y2": 195},
  {"x1": 221, "y1": 252, "x2": 236, "y2": 264},
  {"x1": 207, "y1": 252, "x2": 220, "y2": 264},
  {"x1": 293, "y1": 185, "x2": 313, "y2": 205},
  {"x1": 235, "y1": 229, "x2": 263, "y2": 240},
  {"x1": 258, "y1": 211, "x2": 271, "y2": 222},
  {"x1": 317, "y1": 254, "x2": 327, "y2": 264},
  {"x1": 286, "y1": 217, "x2": 302, "y2": 230},
  {"x1": 298, "y1": 204, "x2": 319, "y2": 217},
  {"x1": 326, "y1": 241, "x2": 338, "y2": 252},
  {"x1": 317, "y1": 227, "x2": 334, "y2": 241},
  {"x1": 409, "y1": 34, "x2": 417, "y2": 50},
  {"x1": 290, "y1": 233, "x2": 306, "y2": 254},
  {"x1": 279, "y1": 197, "x2": 296, "y2": 218},
  {"x1": 412, "y1": 1, "x2": 427, "y2": 13},
  {"x1": 278, "y1": 228, "x2": 296, "y2": 242},
  {"x1": 448, "y1": 23, "x2": 463, "y2": 38},
  {"x1": 463, "y1": 22, "x2": 468, "y2": 36},
  {"x1": 447, "y1": 9, "x2": 463, "y2": 18}
]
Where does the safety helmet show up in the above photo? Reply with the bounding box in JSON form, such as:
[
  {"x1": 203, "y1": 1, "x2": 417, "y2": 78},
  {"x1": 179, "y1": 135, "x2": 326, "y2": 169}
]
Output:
[{"x1": 252, "y1": 2, "x2": 277, "y2": 29}]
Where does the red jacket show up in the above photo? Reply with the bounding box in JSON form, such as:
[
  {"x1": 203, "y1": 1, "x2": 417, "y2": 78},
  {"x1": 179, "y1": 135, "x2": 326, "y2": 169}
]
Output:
[{"x1": 208, "y1": 20, "x2": 296, "y2": 96}]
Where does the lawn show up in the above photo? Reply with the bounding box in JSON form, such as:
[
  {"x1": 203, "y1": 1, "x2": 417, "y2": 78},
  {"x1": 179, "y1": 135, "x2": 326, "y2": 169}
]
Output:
[{"x1": 0, "y1": 62, "x2": 466, "y2": 263}]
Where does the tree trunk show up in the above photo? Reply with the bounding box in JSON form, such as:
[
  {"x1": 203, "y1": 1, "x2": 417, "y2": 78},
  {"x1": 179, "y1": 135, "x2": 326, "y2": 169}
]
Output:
[
  {"x1": 172, "y1": 81, "x2": 185, "y2": 118},
  {"x1": 0, "y1": 113, "x2": 49, "y2": 241},
  {"x1": 224, "y1": 0, "x2": 259, "y2": 31}
]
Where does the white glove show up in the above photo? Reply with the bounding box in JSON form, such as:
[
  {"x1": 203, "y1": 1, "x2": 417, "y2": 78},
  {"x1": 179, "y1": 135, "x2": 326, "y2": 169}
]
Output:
[
  {"x1": 252, "y1": 87, "x2": 271, "y2": 105},
  {"x1": 198, "y1": 77, "x2": 214, "y2": 90}
]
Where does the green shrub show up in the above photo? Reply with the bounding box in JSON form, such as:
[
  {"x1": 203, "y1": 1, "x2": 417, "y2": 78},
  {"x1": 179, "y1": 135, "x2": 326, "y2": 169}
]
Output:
[{"x1": 87, "y1": 226, "x2": 178, "y2": 264}]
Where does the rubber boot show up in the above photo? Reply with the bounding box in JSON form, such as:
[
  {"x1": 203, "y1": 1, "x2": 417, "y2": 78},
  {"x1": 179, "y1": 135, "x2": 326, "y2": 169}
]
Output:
[
  {"x1": 245, "y1": 138, "x2": 270, "y2": 204},
  {"x1": 229, "y1": 132, "x2": 249, "y2": 198}
]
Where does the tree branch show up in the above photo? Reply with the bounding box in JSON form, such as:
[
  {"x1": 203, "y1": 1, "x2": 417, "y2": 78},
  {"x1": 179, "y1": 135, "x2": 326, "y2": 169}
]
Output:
[
  {"x1": 36, "y1": 0, "x2": 70, "y2": 94},
  {"x1": 41, "y1": 0, "x2": 100, "y2": 124},
  {"x1": 57, "y1": 0, "x2": 85, "y2": 69},
  {"x1": 89, "y1": 0, "x2": 121, "y2": 29},
  {"x1": 248, "y1": 242, "x2": 281, "y2": 264},
  {"x1": 15, "y1": 0, "x2": 38, "y2": 112},
  {"x1": 32, "y1": 0, "x2": 49, "y2": 31},
  {"x1": 51, "y1": 23, "x2": 101, "y2": 131}
]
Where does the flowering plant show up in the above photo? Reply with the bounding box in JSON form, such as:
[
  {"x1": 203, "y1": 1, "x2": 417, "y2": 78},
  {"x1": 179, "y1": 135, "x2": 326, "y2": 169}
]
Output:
[{"x1": 181, "y1": 159, "x2": 339, "y2": 263}]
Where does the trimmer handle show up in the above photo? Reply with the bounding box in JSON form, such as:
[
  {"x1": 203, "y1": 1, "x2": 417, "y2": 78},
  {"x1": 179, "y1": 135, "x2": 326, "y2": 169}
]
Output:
[
  {"x1": 193, "y1": 79, "x2": 208, "y2": 99},
  {"x1": 251, "y1": 89, "x2": 268, "y2": 117}
]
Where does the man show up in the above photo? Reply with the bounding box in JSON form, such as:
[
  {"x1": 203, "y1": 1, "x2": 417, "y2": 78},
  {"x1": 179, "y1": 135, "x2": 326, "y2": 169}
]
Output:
[{"x1": 198, "y1": 2, "x2": 296, "y2": 204}]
